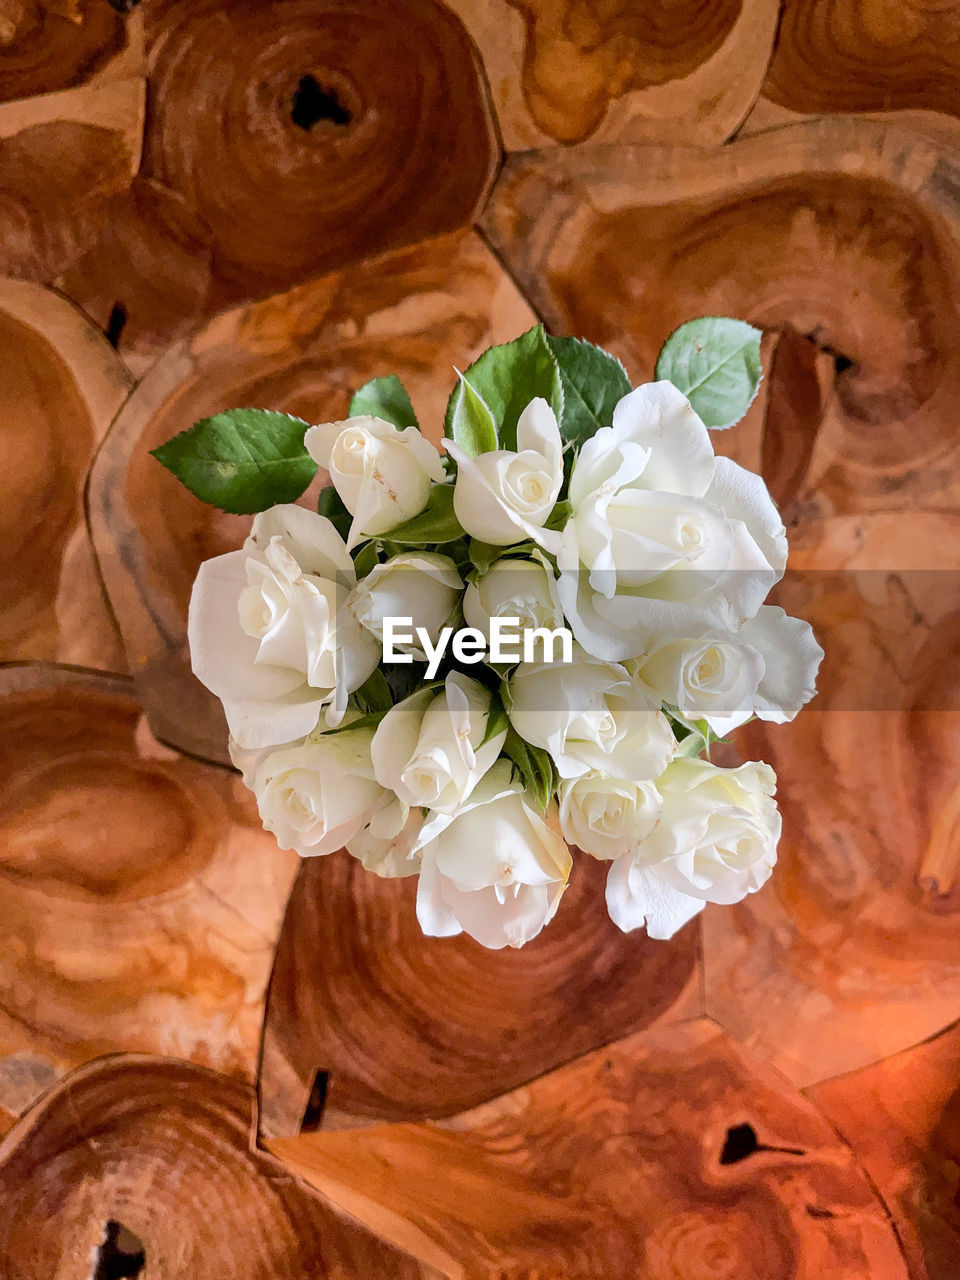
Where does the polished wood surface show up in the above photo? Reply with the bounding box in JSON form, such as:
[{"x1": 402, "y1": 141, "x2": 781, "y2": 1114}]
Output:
[
  {"x1": 1, "y1": 3, "x2": 959, "y2": 1273},
  {"x1": 481, "y1": 120, "x2": 960, "y2": 519},
  {"x1": 0, "y1": 1055, "x2": 428, "y2": 1277},
  {"x1": 260, "y1": 852, "x2": 700, "y2": 1137},
  {"x1": 0, "y1": 78, "x2": 143, "y2": 281},
  {"x1": 813, "y1": 1018, "x2": 960, "y2": 1280},
  {"x1": 270, "y1": 1019, "x2": 908, "y2": 1278},
  {"x1": 0, "y1": 666, "x2": 298, "y2": 1122},
  {"x1": 446, "y1": 0, "x2": 780, "y2": 148},
  {"x1": 57, "y1": 0, "x2": 498, "y2": 368},
  {"x1": 0, "y1": 278, "x2": 129, "y2": 665}
]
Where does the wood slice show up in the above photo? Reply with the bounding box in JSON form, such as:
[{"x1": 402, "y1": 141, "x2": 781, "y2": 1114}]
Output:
[
  {"x1": 58, "y1": 0, "x2": 499, "y2": 365},
  {"x1": 813, "y1": 1018, "x2": 960, "y2": 1280},
  {"x1": 703, "y1": 513, "x2": 960, "y2": 1087},
  {"x1": 0, "y1": 277, "x2": 129, "y2": 667},
  {"x1": 269, "y1": 1018, "x2": 908, "y2": 1278},
  {"x1": 0, "y1": 78, "x2": 143, "y2": 282},
  {"x1": 0, "y1": 665, "x2": 300, "y2": 1121},
  {"x1": 446, "y1": 0, "x2": 780, "y2": 149},
  {"x1": 88, "y1": 229, "x2": 537, "y2": 762},
  {"x1": 0, "y1": 1055, "x2": 427, "y2": 1278},
  {"x1": 0, "y1": 0, "x2": 144, "y2": 102},
  {"x1": 761, "y1": 0, "x2": 960, "y2": 130},
  {"x1": 259, "y1": 850, "x2": 700, "y2": 1140},
  {"x1": 481, "y1": 119, "x2": 960, "y2": 517}
]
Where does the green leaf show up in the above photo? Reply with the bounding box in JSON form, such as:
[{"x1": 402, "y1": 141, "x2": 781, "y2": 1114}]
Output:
[
  {"x1": 348, "y1": 374, "x2": 418, "y2": 430},
  {"x1": 384, "y1": 661, "x2": 430, "y2": 705},
  {"x1": 317, "y1": 485, "x2": 352, "y2": 541},
  {"x1": 322, "y1": 710, "x2": 389, "y2": 736},
  {"x1": 352, "y1": 539, "x2": 380, "y2": 580},
  {"x1": 444, "y1": 325, "x2": 564, "y2": 453},
  {"x1": 467, "y1": 539, "x2": 504, "y2": 574},
  {"x1": 354, "y1": 668, "x2": 392, "y2": 715},
  {"x1": 543, "y1": 500, "x2": 572, "y2": 531},
  {"x1": 480, "y1": 692, "x2": 509, "y2": 748},
  {"x1": 502, "y1": 725, "x2": 557, "y2": 810},
  {"x1": 151, "y1": 408, "x2": 316, "y2": 514},
  {"x1": 385, "y1": 484, "x2": 464, "y2": 546},
  {"x1": 655, "y1": 316, "x2": 763, "y2": 429},
  {"x1": 546, "y1": 334, "x2": 631, "y2": 451},
  {"x1": 468, "y1": 538, "x2": 540, "y2": 577},
  {"x1": 447, "y1": 372, "x2": 499, "y2": 457}
]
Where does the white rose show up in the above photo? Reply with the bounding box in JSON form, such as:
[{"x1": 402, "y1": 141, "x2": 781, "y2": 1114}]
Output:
[
  {"x1": 558, "y1": 772, "x2": 662, "y2": 861},
  {"x1": 507, "y1": 652, "x2": 676, "y2": 780},
  {"x1": 605, "y1": 758, "x2": 781, "y2": 939},
  {"x1": 557, "y1": 381, "x2": 787, "y2": 660},
  {"x1": 413, "y1": 763, "x2": 572, "y2": 949},
  {"x1": 371, "y1": 670, "x2": 507, "y2": 813},
  {"x1": 304, "y1": 415, "x2": 445, "y2": 550},
  {"x1": 243, "y1": 724, "x2": 389, "y2": 858},
  {"x1": 739, "y1": 606, "x2": 823, "y2": 725},
  {"x1": 346, "y1": 798, "x2": 423, "y2": 879},
  {"x1": 189, "y1": 504, "x2": 380, "y2": 748},
  {"x1": 446, "y1": 397, "x2": 563, "y2": 548},
  {"x1": 348, "y1": 552, "x2": 462, "y2": 659},
  {"x1": 636, "y1": 605, "x2": 823, "y2": 735},
  {"x1": 462, "y1": 551, "x2": 564, "y2": 647}
]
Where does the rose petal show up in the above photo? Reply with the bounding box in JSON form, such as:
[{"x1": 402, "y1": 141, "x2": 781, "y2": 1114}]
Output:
[{"x1": 605, "y1": 859, "x2": 705, "y2": 938}]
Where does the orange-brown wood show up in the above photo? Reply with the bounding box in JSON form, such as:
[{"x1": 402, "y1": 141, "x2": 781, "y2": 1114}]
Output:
[
  {"x1": 0, "y1": 277, "x2": 129, "y2": 667},
  {"x1": 813, "y1": 1019, "x2": 960, "y2": 1280},
  {"x1": 0, "y1": 78, "x2": 143, "y2": 282},
  {"x1": 269, "y1": 1018, "x2": 908, "y2": 1279},
  {"x1": 88, "y1": 229, "x2": 538, "y2": 761},
  {"x1": 481, "y1": 120, "x2": 960, "y2": 518},
  {"x1": 447, "y1": 0, "x2": 780, "y2": 148},
  {"x1": 0, "y1": 1055, "x2": 428, "y2": 1277},
  {"x1": 58, "y1": 0, "x2": 499, "y2": 365},
  {"x1": 259, "y1": 851, "x2": 700, "y2": 1139},
  {"x1": 0, "y1": 0, "x2": 143, "y2": 102},
  {"x1": 763, "y1": 0, "x2": 960, "y2": 126},
  {"x1": 0, "y1": 665, "x2": 299, "y2": 1121},
  {"x1": 704, "y1": 513, "x2": 960, "y2": 1086}
]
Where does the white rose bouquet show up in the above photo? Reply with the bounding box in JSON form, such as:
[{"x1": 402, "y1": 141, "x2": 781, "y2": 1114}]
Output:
[{"x1": 154, "y1": 319, "x2": 822, "y2": 950}]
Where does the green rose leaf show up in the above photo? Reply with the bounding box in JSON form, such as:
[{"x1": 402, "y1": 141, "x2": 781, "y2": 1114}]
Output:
[
  {"x1": 352, "y1": 538, "x2": 380, "y2": 580},
  {"x1": 384, "y1": 483, "x2": 463, "y2": 546},
  {"x1": 150, "y1": 408, "x2": 317, "y2": 514},
  {"x1": 480, "y1": 691, "x2": 510, "y2": 748},
  {"x1": 655, "y1": 316, "x2": 763, "y2": 429},
  {"x1": 322, "y1": 710, "x2": 390, "y2": 736},
  {"x1": 447, "y1": 372, "x2": 499, "y2": 458},
  {"x1": 384, "y1": 662, "x2": 430, "y2": 705},
  {"x1": 353, "y1": 668, "x2": 393, "y2": 715},
  {"x1": 317, "y1": 484, "x2": 352, "y2": 542},
  {"x1": 348, "y1": 374, "x2": 419, "y2": 430},
  {"x1": 444, "y1": 324, "x2": 564, "y2": 453},
  {"x1": 502, "y1": 725, "x2": 557, "y2": 811},
  {"x1": 546, "y1": 334, "x2": 631, "y2": 451}
]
